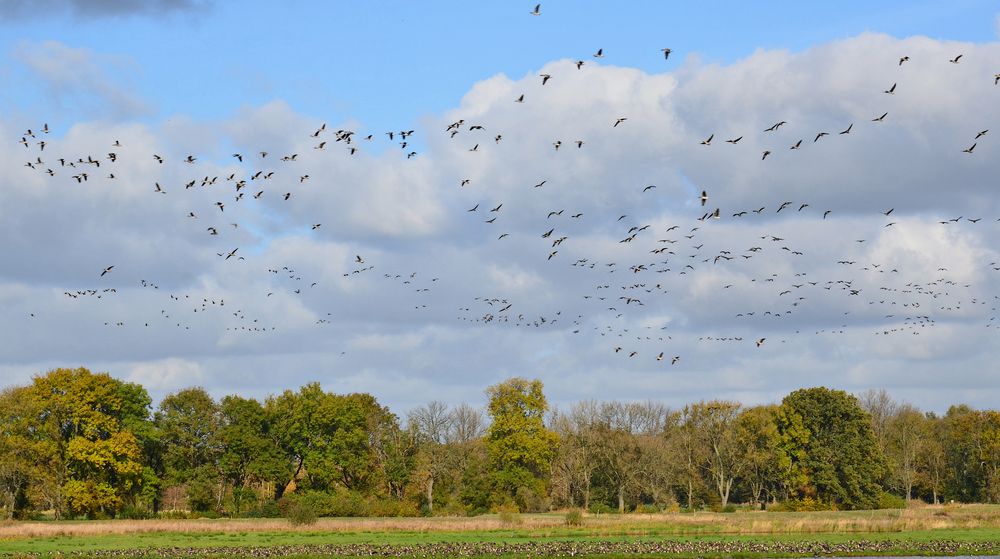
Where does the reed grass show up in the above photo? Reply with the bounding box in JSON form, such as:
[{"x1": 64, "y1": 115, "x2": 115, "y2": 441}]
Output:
[{"x1": 1, "y1": 504, "x2": 997, "y2": 541}]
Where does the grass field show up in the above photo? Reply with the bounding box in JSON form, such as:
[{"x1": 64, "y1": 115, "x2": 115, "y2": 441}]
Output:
[{"x1": 2, "y1": 504, "x2": 999, "y2": 558}]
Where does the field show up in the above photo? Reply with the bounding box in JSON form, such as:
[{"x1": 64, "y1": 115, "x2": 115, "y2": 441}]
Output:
[{"x1": 2, "y1": 505, "x2": 999, "y2": 558}]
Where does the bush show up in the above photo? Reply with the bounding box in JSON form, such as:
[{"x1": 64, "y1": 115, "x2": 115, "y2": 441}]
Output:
[
  {"x1": 286, "y1": 500, "x2": 318, "y2": 526},
  {"x1": 588, "y1": 502, "x2": 615, "y2": 514},
  {"x1": 634, "y1": 503, "x2": 660, "y2": 514},
  {"x1": 710, "y1": 503, "x2": 738, "y2": 513},
  {"x1": 770, "y1": 497, "x2": 834, "y2": 512},
  {"x1": 876, "y1": 491, "x2": 906, "y2": 510},
  {"x1": 564, "y1": 509, "x2": 584, "y2": 526},
  {"x1": 118, "y1": 505, "x2": 153, "y2": 519},
  {"x1": 496, "y1": 503, "x2": 522, "y2": 526}
]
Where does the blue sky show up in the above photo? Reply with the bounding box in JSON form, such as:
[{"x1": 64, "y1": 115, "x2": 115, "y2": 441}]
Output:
[
  {"x1": 1, "y1": 1, "x2": 1000, "y2": 414},
  {"x1": 4, "y1": 1, "x2": 998, "y2": 133}
]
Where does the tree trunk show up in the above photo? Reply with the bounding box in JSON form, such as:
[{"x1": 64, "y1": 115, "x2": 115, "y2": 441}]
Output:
[
  {"x1": 687, "y1": 479, "x2": 693, "y2": 510},
  {"x1": 617, "y1": 485, "x2": 625, "y2": 513},
  {"x1": 426, "y1": 476, "x2": 434, "y2": 514},
  {"x1": 583, "y1": 477, "x2": 590, "y2": 511}
]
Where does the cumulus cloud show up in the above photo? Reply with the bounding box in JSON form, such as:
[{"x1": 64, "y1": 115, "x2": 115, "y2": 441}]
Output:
[{"x1": 2, "y1": 32, "x2": 999, "y2": 413}]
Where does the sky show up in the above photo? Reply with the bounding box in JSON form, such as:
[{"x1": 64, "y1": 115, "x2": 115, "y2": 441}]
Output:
[{"x1": 1, "y1": 1, "x2": 1000, "y2": 415}]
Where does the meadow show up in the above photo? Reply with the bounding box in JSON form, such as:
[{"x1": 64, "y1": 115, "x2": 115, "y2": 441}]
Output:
[{"x1": 2, "y1": 505, "x2": 999, "y2": 558}]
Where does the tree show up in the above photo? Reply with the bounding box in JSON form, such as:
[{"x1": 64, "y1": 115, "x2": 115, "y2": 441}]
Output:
[
  {"x1": 28, "y1": 368, "x2": 146, "y2": 518},
  {"x1": 735, "y1": 405, "x2": 786, "y2": 507},
  {"x1": 685, "y1": 401, "x2": 743, "y2": 507},
  {"x1": 485, "y1": 378, "x2": 559, "y2": 509},
  {"x1": 0, "y1": 387, "x2": 35, "y2": 519},
  {"x1": 917, "y1": 413, "x2": 947, "y2": 504},
  {"x1": 408, "y1": 401, "x2": 452, "y2": 513},
  {"x1": 886, "y1": 403, "x2": 924, "y2": 500},
  {"x1": 266, "y1": 384, "x2": 396, "y2": 495},
  {"x1": 780, "y1": 387, "x2": 886, "y2": 509},
  {"x1": 155, "y1": 387, "x2": 221, "y2": 511},
  {"x1": 668, "y1": 407, "x2": 711, "y2": 510},
  {"x1": 550, "y1": 401, "x2": 600, "y2": 510},
  {"x1": 216, "y1": 395, "x2": 290, "y2": 514}
]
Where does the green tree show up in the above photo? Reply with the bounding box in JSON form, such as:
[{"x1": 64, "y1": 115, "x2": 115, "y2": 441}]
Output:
[
  {"x1": 0, "y1": 387, "x2": 36, "y2": 519},
  {"x1": 485, "y1": 378, "x2": 559, "y2": 510},
  {"x1": 886, "y1": 403, "x2": 924, "y2": 500},
  {"x1": 779, "y1": 387, "x2": 886, "y2": 509},
  {"x1": 266, "y1": 384, "x2": 395, "y2": 495},
  {"x1": 155, "y1": 387, "x2": 221, "y2": 510},
  {"x1": 216, "y1": 395, "x2": 290, "y2": 514},
  {"x1": 29, "y1": 368, "x2": 146, "y2": 518},
  {"x1": 736, "y1": 405, "x2": 786, "y2": 507}
]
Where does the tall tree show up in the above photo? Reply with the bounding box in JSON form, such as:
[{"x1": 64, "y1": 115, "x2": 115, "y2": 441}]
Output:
[
  {"x1": 155, "y1": 387, "x2": 221, "y2": 511},
  {"x1": 0, "y1": 387, "x2": 36, "y2": 519},
  {"x1": 216, "y1": 395, "x2": 290, "y2": 514},
  {"x1": 886, "y1": 403, "x2": 924, "y2": 500},
  {"x1": 485, "y1": 378, "x2": 559, "y2": 509},
  {"x1": 29, "y1": 368, "x2": 146, "y2": 518},
  {"x1": 735, "y1": 405, "x2": 786, "y2": 507},
  {"x1": 408, "y1": 401, "x2": 452, "y2": 513},
  {"x1": 685, "y1": 401, "x2": 743, "y2": 507},
  {"x1": 780, "y1": 387, "x2": 886, "y2": 509}
]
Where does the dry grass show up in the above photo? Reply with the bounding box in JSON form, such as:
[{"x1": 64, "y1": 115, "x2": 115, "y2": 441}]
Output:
[{"x1": 1, "y1": 504, "x2": 997, "y2": 540}]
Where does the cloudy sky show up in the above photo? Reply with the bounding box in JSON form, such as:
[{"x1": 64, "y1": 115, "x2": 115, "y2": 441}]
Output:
[{"x1": 1, "y1": 1, "x2": 999, "y2": 415}]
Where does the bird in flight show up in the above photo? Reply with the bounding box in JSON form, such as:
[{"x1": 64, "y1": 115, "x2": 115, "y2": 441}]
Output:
[
  {"x1": 100, "y1": 266, "x2": 114, "y2": 277},
  {"x1": 949, "y1": 54, "x2": 963, "y2": 63},
  {"x1": 700, "y1": 134, "x2": 713, "y2": 145},
  {"x1": 530, "y1": 3, "x2": 540, "y2": 15},
  {"x1": 884, "y1": 83, "x2": 896, "y2": 94},
  {"x1": 661, "y1": 48, "x2": 671, "y2": 60}
]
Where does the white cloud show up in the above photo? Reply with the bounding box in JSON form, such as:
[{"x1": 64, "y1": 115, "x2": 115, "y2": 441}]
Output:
[
  {"x1": 14, "y1": 41, "x2": 151, "y2": 119},
  {"x1": 2, "y1": 32, "x2": 1000, "y2": 414},
  {"x1": 126, "y1": 358, "x2": 204, "y2": 392}
]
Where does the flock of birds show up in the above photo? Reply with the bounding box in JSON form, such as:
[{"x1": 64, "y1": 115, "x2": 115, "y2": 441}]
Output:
[{"x1": 9, "y1": 4, "x2": 1000, "y2": 370}]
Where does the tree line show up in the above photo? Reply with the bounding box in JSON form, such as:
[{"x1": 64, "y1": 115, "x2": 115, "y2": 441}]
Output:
[{"x1": 0, "y1": 368, "x2": 998, "y2": 519}]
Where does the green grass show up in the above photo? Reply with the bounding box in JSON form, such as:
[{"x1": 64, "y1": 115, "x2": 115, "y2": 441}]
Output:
[
  {"x1": 4, "y1": 528, "x2": 1000, "y2": 557},
  {"x1": 3, "y1": 508, "x2": 1000, "y2": 558}
]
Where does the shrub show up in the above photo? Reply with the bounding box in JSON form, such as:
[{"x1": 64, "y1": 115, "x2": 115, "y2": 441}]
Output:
[
  {"x1": 496, "y1": 503, "x2": 522, "y2": 526},
  {"x1": 770, "y1": 497, "x2": 834, "y2": 512},
  {"x1": 588, "y1": 502, "x2": 615, "y2": 514},
  {"x1": 710, "y1": 503, "x2": 738, "y2": 513},
  {"x1": 286, "y1": 500, "x2": 318, "y2": 526},
  {"x1": 564, "y1": 508, "x2": 584, "y2": 526},
  {"x1": 876, "y1": 491, "x2": 906, "y2": 510},
  {"x1": 634, "y1": 503, "x2": 660, "y2": 514},
  {"x1": 118, "y1": 505, "x2": 153, "y2": 519}
]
